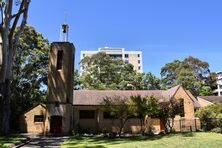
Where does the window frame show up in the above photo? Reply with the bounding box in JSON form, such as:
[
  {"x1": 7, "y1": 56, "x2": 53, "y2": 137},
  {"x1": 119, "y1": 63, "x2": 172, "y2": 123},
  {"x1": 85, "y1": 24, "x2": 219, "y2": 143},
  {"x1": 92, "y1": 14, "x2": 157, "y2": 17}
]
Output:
[
  {"x1": 34, "y1": 115, "x2": 44, "y2": 123},
  {"x1": 79, "y1": 110, "x2": 95, "y2": 119}
]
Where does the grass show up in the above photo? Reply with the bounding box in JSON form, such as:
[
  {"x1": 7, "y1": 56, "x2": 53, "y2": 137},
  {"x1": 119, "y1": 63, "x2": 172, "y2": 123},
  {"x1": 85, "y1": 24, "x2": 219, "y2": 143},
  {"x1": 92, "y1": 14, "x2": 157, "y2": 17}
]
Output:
[
  {"x1": 62, "y1": 132, "x2": 222, "y2": 148},
  {"x1": 0, "y1": 135, "x2": 25, "y2": 148}
]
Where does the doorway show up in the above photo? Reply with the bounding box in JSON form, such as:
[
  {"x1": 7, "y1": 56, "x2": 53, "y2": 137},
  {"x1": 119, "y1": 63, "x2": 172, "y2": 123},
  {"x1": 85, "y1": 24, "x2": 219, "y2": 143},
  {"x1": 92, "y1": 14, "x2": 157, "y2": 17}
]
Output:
[
  {"x1": 160, "y1": 120, "x2": 166, "y2": 131},
  {"x1": 50, "y1": 116, "x2": 62, "y2": 134}
]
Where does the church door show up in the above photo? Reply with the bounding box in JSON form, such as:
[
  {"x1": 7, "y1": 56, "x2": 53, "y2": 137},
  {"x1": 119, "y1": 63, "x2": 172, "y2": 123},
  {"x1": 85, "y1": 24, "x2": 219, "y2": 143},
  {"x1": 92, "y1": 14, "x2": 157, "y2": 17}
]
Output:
[
  {"x1": 50, "y1": 116, "x2": 62, "y2": 134},
  {"x1": 160, "y1": 120, "x2": 166, "y2": 131}
]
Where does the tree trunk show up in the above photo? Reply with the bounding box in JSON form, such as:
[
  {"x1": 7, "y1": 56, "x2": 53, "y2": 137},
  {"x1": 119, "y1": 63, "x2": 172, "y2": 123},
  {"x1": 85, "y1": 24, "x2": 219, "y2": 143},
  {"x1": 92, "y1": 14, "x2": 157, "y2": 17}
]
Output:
[
  {"x1": 0, "y1": 36, "x2": 2, "y2": 73},
  {"x1": 0, "y1": 0, "x2": 30, "y2": 135},
  {"x1": 0, "y1": 79, "x2": 11, "y2": 135},
  {"x1": 119, "y1": 119, "x2": 128, "y2": 138},
  {"x1": 140, "y1": 118, "x2": 144, "y2": 134},
  {"x1": 170, "y1": 118, "x2": 174, "y2": 132}
]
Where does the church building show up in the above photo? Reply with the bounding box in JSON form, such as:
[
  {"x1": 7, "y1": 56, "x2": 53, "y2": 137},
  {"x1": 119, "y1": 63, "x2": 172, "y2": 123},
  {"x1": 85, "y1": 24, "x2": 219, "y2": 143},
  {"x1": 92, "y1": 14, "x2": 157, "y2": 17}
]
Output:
[{"x1": 19, "y1": 25, "x2": 201, "y2": 134}]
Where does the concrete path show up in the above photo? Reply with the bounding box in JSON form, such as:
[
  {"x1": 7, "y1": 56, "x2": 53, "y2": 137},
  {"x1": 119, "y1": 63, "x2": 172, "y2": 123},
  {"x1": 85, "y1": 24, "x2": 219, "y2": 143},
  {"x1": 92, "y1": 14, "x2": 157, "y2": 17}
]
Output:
[{"x1": 14, "y1": 136, "x2": 69, "y2": 148}]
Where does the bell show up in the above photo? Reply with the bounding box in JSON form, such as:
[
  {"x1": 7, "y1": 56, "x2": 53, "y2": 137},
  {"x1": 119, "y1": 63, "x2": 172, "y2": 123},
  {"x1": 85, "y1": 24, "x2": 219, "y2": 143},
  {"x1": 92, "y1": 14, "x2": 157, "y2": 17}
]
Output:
[{"x1": 62, "y1": 24, "x2": 67, "y2": 33}]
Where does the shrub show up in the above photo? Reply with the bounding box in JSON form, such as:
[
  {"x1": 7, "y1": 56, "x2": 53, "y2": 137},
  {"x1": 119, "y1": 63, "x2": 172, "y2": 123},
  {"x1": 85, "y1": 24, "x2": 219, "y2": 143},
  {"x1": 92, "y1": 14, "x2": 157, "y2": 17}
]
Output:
[
  {"x1": 195, "y1": 104, "x2": 222, "y2": 131},
  {"x1": 210, "y1": 127, "x2": 222, "y2": 133}
]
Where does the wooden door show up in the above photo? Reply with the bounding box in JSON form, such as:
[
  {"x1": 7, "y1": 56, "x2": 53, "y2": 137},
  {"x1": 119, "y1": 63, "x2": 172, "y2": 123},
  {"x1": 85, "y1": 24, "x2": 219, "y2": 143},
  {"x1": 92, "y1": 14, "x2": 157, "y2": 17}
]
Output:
[
  {"x1": 160, "y1": 120, "x2": 166, "y2": 131},
  {"x1": 50, "y1": 116, "x2": 62, "y2": 134}
]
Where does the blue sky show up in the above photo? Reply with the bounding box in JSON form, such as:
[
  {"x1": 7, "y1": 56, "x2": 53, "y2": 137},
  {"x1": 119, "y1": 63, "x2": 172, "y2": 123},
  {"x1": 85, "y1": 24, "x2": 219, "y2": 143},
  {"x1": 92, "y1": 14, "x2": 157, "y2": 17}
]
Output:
[{"x1": 28, "y1": 0, "x2": 222, "y2": 77}]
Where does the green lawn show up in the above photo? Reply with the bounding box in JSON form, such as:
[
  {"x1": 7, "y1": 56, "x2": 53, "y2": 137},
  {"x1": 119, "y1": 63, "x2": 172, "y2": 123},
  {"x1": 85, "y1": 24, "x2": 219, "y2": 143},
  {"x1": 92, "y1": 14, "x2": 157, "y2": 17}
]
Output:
[
  {"x1": 62, "y1": 132, "x2": 222, "y2": 148},
  {"x1": 0, "y1": 135, "x2": 25, "y2": 148}
]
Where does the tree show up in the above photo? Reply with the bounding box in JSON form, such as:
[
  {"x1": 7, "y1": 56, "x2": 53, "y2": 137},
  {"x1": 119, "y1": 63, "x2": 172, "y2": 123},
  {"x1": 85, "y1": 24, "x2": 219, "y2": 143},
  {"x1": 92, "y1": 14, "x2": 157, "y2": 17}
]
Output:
[
  {"x1": 74, "y1": 68, "x2": 80, "y2": 90},
  {"x1": 205, "y1": 72, "x2": 217, "y2": 91},
  {"x1": 161, "y1": 60, "x2": 181, "y2": 88},
  {"x1": 195, "y1": 104, "x2": 222, "y2": 131},
  {"x1": 0, "y1": 0, "x2": 31, "y2": 135},
  {"x1": 80, "y1": 52, "x2": 165, "y2": 91},
  {"x1": 10, "y1": 26, "x2": 49, "y2": 130},
  {"x1": 130, "y1": 95, "x2": 148, "y2": 134},
  {"x1": 130, "y1": 95, "x2": 160, "y2": 134},
  {"x1": 118, "y1": 64, "x2": 143, "y2": 90},
  {"x1": 101, "y1": 96, "x2": 133, "y2": 137},
  {"x1": 80, "y1": 52, "x2": 143, "y2": 90},
  {"x1": 141, "y1": 72, "x2": 161, "y2": 90},
  {"x1": 80, "y1": 52, "x2": 123, "y2": 89},
  {"x1": 158, "y1": 98, "x2": 183, "y2": 133},
  {"x1": 198, "y1": 86, "x2": 213, "y2": 96},
  {"x1": 161, "y1": 56, "x2": 216, "y2": 96}
]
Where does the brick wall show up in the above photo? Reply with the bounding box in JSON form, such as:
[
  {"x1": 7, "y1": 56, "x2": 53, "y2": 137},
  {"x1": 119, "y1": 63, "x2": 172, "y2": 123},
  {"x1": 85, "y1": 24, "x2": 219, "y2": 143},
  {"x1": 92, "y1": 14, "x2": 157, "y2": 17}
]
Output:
[{"x1": 20, "y1": 104, "x2": 46, "y2": 133}]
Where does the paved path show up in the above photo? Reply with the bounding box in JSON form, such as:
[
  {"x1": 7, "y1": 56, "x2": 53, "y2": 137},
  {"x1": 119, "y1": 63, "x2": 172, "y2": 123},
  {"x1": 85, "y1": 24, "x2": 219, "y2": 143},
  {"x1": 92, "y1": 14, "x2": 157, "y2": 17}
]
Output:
[{"x1": 14, "y1": 136, "x2": 69, "y2": 148}]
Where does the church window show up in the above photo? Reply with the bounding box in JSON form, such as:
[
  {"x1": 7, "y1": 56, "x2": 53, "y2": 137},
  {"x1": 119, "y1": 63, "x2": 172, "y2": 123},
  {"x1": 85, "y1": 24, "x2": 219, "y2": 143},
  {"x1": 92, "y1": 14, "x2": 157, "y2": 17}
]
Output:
[
  {"x1": 57, "y1": 50, "x2": 63, "y2": 70},
  {"x1": 34, "y1": 115, "x2": 44, "y2": 122},
  {"x1": 79, "y1": 110, "x2": 95, "y2": 119}
]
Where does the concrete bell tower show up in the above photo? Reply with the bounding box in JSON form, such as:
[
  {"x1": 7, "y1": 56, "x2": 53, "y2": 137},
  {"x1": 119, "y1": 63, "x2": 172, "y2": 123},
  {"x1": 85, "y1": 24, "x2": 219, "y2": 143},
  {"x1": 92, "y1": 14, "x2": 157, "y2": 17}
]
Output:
[{"x1": 45, "y1": 24, "x2": 75, "y2": 135}]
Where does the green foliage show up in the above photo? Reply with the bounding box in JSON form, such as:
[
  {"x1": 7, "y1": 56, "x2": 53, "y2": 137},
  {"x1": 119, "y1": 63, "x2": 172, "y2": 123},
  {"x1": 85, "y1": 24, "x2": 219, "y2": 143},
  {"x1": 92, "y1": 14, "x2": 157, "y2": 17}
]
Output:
[
  {"x1": 198, "y1": 86, "x2": 213, "y2": 96},
  {"x1": 195, "y1": 104, "x2": 222, "y2": 131},
  {"x1": 130, "y1": 95, "x2": 148, "y2": 119},
  {"x1": 74, "y1": 68, "x2": 80, "y2": 90},
  {"x1": 141, "y1": 72, "x2": 161, "y2": 90},
  {"x1": 80, "y1": 52, "x2": 124, "y2": 90},
  {"x1": 161, "y1": 60, "x2": 181, "y2": 88},
  {"x1": 102, "y1": 95, "x2": 181, "y2": 134},
  {"x1": 130, "y1": 95, "x2": 160, "y2": 133},
  {"x1": 146, "y1": 96, "x2": 160, "y2": 117},
  {"x1": 10, "y1": 26, "x2": 49, "y2": 130},
  {"x1": 210, "y1": 127, "x2": 222, "y2": 133},
  {"x1": 0, "y1": 135, "x2": 25, "y2": 148},
  {"x1": 158, "y1": 98, "x2": 184, "y2": 132},
  {"x1": 80, "y1": 52, "x2": 161, "y2": 90},
  {"x1": 101, "y1": 96, "x2": 134, "y2": 137},
  {"x1": 161, "y1": 56, "x2": 216, "y2": 96}
]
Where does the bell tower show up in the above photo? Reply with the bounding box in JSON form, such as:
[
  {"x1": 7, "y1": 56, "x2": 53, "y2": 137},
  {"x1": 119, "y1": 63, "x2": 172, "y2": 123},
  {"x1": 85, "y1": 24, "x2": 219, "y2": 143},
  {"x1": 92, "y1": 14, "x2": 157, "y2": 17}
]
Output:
[{"x1": 45, "y1": 24, "x2": 75, "y2": 134}]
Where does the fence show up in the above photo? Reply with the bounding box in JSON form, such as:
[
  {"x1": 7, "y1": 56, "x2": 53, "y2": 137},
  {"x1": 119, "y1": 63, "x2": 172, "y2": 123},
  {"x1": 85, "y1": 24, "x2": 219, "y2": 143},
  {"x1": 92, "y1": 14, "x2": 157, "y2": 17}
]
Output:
[{"x1": 173, "y1": 118, "x2": 201, "y2": 132}]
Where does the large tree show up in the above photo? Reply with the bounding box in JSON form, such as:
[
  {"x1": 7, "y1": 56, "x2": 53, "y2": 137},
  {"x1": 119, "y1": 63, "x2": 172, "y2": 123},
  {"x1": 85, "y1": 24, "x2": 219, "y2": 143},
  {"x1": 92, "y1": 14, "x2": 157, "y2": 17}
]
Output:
[
  {"x1": 80, "y1": 52, "x2": 143, "y2": 90},
  {"x1": 10, "y1": 26, "x2": 49, "y2": 130},
  {"x1": 161, "y1": 56, "x2": 216, "y2": 96},
  {"x1": 0, "y1": 0, "x2": 31, "y2": 134},
  {"x1": 80, "y1": 52, "x2": 164, "y2": 90}
]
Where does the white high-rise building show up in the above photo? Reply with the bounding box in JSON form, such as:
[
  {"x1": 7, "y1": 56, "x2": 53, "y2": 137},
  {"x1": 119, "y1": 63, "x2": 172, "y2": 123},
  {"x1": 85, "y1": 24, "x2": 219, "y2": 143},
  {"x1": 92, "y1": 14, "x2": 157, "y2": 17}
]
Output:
[
  {"x1": 213, "y1": 71, "x2": 222, "y2": 96},
  {"x1": 80, "y1": 47, "x2": 143, "y2": 73}
]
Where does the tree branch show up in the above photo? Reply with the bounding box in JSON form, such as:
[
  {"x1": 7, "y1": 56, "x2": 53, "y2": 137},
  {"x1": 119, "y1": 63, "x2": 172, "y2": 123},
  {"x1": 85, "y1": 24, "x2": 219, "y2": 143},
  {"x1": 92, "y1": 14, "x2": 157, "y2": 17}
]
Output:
[
  {"x1": 13, "y1": 0, "x2": 30, "y2": 47},
  {"x1": 9, "y1": 0, "x2": 25, "y2": 42},
  {"x1": 10, "y1": 8, "x2": 26, "y2": 19},
  {"x1": 3, "y1": 0, "x2": 12, "y2": 27},
  {"x1": 0, "y1": 0, "x2": 12, "y2": 83}
]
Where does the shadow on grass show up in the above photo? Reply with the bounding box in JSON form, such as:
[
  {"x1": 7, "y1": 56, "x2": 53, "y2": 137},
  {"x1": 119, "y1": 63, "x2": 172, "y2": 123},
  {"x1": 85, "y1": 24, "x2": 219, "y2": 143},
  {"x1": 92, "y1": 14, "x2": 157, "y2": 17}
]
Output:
[
  {"x1": 0, "y1": 135, "x2": 24, "y2": 147},
  {"x1": 63, "y1": 135, "x2": 163, "y2": 147},
  {"x1": 63, "y1": 132, "x2": 195, "y2": 147},
  {"x1": 180, "y1": 132, "x2": 194, "y2": 137}
]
